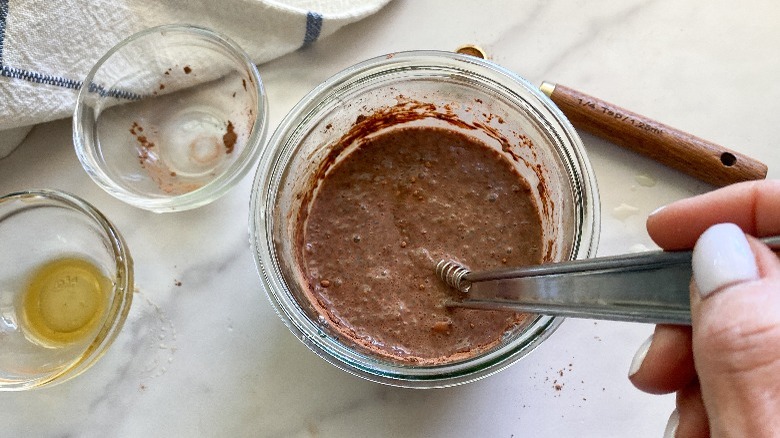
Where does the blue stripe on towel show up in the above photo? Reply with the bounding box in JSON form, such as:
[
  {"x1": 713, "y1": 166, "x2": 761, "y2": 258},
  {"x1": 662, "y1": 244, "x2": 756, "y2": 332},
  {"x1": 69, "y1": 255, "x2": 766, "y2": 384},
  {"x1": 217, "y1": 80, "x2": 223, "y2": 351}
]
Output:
[
  {"x1": 303, "y1": 11, "x2": 323, "y2": 47},
  {"x1": 1, "y1": 65, "x2": 82, "y2": 89},
  {"x1": 87, "y1": 82, "x2": 141, "y2": 100},
  {"x1": 0, "y1": 0, "x2": 8, "y2": 66},
  {"x1": 0, "y1": 0, "x2": 86, "y2": 92}
]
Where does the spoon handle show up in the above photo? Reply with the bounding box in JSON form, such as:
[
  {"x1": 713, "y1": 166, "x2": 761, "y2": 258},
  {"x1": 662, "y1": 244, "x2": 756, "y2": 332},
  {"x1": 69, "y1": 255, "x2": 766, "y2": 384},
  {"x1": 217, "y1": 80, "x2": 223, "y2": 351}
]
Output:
[{"x1": 540, "y1": 82, "x2": 767, "y2": 187}]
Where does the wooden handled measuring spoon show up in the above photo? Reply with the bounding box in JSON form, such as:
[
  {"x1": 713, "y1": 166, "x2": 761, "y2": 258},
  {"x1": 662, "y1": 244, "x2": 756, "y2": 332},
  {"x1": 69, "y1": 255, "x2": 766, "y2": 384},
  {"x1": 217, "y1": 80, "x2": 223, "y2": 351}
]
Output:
[
  {"x1": 540, "y1": 82, "x2": 768, "y2": 187},
  {"x1": 454, "y1": 46, "x2": 768, "y2": 187}
]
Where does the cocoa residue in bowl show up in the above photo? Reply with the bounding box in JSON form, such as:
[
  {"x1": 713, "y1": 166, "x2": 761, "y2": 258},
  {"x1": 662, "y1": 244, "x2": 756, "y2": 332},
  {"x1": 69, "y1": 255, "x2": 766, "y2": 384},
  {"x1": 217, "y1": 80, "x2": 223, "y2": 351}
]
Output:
[{"x1": 223, "y1": 121, "x2": 237, "y2": 154}]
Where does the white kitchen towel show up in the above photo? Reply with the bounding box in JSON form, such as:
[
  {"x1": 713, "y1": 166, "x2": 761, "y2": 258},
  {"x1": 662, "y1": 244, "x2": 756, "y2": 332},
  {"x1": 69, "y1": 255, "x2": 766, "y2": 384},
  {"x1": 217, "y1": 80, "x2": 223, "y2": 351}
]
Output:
[{"x1": 0, "y1": 0, "x2": 391, "y2": 157}]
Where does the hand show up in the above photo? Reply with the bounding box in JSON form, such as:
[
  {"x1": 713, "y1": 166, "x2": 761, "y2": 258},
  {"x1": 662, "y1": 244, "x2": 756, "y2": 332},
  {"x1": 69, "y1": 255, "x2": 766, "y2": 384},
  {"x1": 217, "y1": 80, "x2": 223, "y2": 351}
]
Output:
[{"x1": 628, "y1": 180, "x2": 780, "y2": 437}]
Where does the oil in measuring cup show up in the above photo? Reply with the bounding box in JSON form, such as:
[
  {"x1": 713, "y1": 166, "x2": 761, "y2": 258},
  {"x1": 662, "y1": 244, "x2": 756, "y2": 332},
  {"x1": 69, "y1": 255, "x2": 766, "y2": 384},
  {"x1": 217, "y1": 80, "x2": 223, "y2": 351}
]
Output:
[{"x1": 19, "y1": 256, "x2": 111, "y2": 347}]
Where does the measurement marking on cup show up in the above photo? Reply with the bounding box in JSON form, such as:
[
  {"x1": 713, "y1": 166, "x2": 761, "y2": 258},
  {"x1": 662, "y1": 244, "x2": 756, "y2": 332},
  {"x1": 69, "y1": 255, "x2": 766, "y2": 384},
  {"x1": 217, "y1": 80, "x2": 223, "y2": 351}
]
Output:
[{"x1": 576, "y1": 98, "x2": 664, "y2": 135}]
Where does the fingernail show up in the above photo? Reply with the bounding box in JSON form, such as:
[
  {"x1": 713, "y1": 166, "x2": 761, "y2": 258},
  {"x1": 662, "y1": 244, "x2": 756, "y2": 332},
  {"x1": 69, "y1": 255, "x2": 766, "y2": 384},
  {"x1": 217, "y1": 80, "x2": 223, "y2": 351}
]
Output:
[
  {"x1": 663, "y1": 409, "x2": 679, "y2": 438},
  {"x1": 648, "y1": 205, "x2": 666, "y2": 217},
  {"x1": 692, "y1": 223, "x2": 758, "y2": 297},
  {"x1": 628, "y1": 334, "x2": 653, "y2": 377}
]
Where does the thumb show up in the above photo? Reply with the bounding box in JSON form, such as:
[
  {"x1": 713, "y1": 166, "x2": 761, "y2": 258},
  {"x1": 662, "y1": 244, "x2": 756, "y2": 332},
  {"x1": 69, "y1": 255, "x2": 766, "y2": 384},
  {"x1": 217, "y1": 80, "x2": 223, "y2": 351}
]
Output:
[{"x1": 690, "y1": 223, "x2": 780, "y2": 436}]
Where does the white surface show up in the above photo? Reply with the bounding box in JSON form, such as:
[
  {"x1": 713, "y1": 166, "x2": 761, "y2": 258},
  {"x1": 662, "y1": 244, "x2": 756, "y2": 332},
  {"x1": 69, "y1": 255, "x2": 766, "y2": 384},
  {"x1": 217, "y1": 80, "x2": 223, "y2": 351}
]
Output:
[
  {"x1": 0, "y1": 125, "x2": 31, "y2": 158},
  {"x1": 1, "y1": 1, "x2": 778, "y2": 436}
]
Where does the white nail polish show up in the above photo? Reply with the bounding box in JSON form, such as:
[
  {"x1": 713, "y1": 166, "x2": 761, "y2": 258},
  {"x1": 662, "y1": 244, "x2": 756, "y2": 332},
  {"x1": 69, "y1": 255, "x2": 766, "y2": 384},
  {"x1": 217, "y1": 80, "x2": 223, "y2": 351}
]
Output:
[
  {"x1": 692, "y1": 223, "x2": 759, "y2": 297},
  {"x1": 648, "y1": 205, "x2": 666, "y2": 217},
  {"x1": 663, "y1": 409, "x2": 679, "y2": 438},
  {"x1": 628, "y1": 334, "x2": 653, "y2": 377}
]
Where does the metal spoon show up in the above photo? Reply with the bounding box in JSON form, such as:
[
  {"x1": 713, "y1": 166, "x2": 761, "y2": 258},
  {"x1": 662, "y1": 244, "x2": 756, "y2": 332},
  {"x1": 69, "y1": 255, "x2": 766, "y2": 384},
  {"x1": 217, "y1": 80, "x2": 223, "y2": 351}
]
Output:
[{"x1": 437, "y1": 235, "x2": 780, "y2": 325}]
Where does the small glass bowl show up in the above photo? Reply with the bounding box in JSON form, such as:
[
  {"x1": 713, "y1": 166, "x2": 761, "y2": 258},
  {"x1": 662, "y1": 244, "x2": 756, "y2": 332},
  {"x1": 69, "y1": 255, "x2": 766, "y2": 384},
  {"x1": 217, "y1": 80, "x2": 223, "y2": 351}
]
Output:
[
  {"x1": 73, "y1": 25, "x2": 268, "y2": 213},
  {"x1": 250, "y1": 51, "x2": 600, "y2": 388},
  {"x1": 0, "y1": 190, "x2": 133, "y2": 390}
]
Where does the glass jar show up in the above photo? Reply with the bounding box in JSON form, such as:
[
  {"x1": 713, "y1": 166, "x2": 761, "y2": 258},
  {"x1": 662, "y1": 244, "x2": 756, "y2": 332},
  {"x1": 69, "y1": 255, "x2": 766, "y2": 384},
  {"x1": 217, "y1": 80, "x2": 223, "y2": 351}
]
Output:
[{"x1": 250, "y1": 51, "x2": 600, "y2": 387}]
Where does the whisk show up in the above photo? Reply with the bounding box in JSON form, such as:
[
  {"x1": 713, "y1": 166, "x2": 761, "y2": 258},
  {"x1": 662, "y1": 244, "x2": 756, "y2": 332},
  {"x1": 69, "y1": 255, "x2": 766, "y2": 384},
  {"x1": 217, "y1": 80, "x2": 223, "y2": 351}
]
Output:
[{"x1": 437, "y1": 235, "x2": 780, "y2": 325}]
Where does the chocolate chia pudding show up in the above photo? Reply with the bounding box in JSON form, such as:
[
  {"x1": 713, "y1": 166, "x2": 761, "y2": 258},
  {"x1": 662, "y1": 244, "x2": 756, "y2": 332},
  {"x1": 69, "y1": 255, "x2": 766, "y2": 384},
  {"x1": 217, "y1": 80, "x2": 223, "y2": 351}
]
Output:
[{"x1": 297, "y1": 125, "x2": 544, "y2": 364}]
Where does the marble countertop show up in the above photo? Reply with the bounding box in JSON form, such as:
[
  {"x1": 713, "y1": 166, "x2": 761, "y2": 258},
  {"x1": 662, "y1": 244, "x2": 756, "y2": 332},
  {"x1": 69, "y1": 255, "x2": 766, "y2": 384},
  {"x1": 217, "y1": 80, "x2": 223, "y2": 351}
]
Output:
[{"x1": 1, "y1": 1, "x2": 778, "y2": 436}]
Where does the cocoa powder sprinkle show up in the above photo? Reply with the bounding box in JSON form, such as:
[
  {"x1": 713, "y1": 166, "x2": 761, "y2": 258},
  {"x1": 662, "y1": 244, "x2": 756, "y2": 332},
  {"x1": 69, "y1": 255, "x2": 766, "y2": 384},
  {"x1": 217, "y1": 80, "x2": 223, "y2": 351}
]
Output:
[{"x1": 223, "y1": 121, "x2": 237, "y2": 154}]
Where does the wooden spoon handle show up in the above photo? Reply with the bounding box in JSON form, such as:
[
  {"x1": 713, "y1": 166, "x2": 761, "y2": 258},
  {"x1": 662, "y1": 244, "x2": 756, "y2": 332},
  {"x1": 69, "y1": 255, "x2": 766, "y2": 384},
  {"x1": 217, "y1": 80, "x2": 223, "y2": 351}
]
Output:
[{"x1": 540, "y1": 82, "x2": 767, "y2": 187}]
